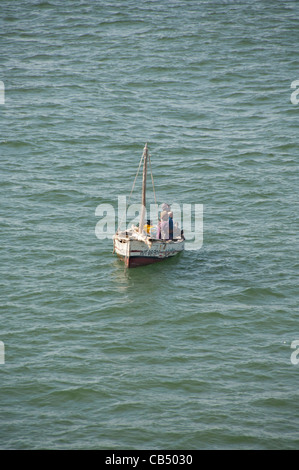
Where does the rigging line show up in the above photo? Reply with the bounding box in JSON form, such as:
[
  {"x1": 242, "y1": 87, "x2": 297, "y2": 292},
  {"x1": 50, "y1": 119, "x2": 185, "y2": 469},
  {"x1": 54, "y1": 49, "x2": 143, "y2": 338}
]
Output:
[{"x1": 117, "y1": 152, "x2": 144, "y2": 232}]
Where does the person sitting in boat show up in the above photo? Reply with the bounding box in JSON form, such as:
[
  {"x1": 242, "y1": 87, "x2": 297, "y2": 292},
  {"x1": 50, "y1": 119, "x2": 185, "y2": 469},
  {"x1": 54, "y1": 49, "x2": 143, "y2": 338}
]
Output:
[{"x1": 144, "y1": 219, "x2": 153, "y2": 235}]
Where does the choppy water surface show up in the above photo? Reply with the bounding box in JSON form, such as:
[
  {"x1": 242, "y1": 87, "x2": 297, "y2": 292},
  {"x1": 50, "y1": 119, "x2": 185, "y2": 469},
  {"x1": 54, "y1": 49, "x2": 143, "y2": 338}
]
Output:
[{"x1": 1, "y1": 0, "x2": 299, "y2": 449}]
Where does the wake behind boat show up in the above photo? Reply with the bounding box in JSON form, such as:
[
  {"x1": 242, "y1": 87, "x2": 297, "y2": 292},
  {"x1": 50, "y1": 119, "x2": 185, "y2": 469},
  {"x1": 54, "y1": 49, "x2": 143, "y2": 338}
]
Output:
[{"x1": 113, "y1": 143, "x2": 185, "y2": 268}]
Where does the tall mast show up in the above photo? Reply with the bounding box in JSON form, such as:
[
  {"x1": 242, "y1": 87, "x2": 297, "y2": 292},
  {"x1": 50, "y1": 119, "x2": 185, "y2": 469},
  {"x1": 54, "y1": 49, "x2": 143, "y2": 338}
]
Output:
[{"x1": 139, "y1": 143, "x2": 148, "y2": 233}]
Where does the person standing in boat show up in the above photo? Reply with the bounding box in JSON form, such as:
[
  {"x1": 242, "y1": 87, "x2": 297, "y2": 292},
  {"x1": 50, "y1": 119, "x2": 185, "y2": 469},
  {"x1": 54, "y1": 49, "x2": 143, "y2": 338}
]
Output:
[
  {"x1": 157, "y1": 210, "x2": 170, "y2": 240},
  {"x1": 156, "y1": 203, "x2": 171, "y2": 239},
  {"x1": 168, "y1": 211, "x2": 174, "y2": 240}
]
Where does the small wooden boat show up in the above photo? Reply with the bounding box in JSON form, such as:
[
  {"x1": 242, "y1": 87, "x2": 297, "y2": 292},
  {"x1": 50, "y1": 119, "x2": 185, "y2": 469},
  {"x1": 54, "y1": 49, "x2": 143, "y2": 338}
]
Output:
[{"x1": 113, "y1": 143, "x2": 185, "y2": 268}]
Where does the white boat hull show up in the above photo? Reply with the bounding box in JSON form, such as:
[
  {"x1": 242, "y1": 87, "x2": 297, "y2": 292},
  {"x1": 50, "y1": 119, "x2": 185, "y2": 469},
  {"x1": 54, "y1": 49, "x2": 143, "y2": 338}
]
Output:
[{"x1": 113, "y1": 232, "x2": 185, "y2": 268}]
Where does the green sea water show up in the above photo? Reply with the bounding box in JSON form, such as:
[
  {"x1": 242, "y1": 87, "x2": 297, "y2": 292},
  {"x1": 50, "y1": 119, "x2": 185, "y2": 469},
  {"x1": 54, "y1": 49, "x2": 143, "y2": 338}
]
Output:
[{"x1": 1, "y1": 0, "x2": 299, "y2": 450}]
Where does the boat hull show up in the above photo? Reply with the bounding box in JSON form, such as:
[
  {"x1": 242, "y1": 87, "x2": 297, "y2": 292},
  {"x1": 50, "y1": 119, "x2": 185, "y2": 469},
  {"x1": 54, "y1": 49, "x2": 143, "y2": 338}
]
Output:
[
  {"x1": 117, "y1": 254, "x2": 171, "y2": 268},
  {"x1": 113, "y1": 236, "x2": 184, "y2": 268}
]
